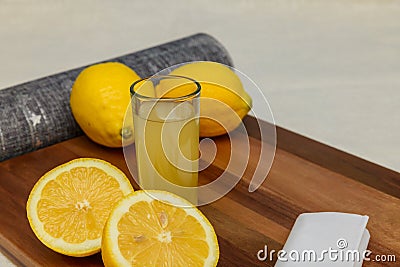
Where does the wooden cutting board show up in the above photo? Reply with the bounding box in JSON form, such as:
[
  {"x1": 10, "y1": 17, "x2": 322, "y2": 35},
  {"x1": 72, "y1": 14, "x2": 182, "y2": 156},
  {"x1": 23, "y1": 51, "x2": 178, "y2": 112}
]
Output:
[{"x1": 0, "y1": 116, "x2": 399, "y2": 266}]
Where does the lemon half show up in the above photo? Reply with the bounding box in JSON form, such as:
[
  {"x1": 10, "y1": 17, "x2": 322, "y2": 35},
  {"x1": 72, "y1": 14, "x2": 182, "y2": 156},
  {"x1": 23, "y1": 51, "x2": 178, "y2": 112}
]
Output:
[
  {"x1": 26, "y1": 158, "x2": 134, "y2": 256},
  {"x1": 102, "y1": 190, "x2": 219, "y2": 266}
]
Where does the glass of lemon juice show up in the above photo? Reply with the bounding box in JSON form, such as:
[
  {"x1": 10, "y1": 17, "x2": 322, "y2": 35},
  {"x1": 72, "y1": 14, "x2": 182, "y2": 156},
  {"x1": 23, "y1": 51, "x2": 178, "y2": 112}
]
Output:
[{"x1": 130, "y1": 75, "x2": 200, "y2": 204}]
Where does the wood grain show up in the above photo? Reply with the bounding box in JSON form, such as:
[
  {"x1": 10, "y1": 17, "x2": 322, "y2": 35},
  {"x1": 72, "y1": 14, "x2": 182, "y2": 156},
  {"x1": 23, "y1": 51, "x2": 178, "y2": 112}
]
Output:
[{"x1": 0, "y1": 116, "x2": 399, "y2": 266}]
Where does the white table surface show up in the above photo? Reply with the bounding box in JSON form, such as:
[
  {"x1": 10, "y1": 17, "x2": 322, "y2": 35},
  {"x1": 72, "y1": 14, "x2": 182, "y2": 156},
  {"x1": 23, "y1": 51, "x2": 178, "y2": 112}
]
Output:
[{"x1": 1, "y1": 0, "x2": 399, "y2": 265}]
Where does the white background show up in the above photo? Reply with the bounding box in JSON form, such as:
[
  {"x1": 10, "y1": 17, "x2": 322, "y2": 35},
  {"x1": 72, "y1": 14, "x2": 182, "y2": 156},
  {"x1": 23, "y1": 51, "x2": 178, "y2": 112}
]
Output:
[{"x1": 1, "y1": 0, "x2": 399, "y2": 265}]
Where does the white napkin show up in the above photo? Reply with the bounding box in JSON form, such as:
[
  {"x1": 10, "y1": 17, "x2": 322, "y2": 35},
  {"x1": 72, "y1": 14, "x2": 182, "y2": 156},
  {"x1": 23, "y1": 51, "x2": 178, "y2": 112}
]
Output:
[{"x1": 274, "y1": 212, "x2": 370, "y2": 267}]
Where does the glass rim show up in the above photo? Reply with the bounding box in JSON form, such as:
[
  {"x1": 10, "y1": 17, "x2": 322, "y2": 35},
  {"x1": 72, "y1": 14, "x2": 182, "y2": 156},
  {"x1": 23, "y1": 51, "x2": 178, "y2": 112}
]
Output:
[{"x1": 130, "y1": 74, "x2": 201, "y2": 101}]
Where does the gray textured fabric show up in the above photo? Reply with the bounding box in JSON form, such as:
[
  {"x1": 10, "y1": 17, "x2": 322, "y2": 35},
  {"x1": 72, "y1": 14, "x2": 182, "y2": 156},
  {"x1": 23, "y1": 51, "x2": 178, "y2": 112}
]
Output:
[{"x1": 0, "y1": 33, "x2": 233, "y2": 161}]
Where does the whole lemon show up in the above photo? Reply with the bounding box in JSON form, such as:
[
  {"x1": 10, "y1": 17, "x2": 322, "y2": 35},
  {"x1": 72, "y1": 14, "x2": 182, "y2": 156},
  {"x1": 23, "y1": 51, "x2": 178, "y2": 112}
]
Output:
[
  {"x1": 168, "y1": 61, "x2": 252, "y2": 137},
  {"x1": 70, "y1": 62, "x2": 140, "y2": 147}
]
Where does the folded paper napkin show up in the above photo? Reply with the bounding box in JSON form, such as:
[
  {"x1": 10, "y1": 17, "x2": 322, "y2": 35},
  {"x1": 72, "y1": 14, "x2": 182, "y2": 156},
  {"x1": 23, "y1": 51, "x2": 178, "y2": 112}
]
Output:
[
  {"x1": 275, "y1": 212, "x2": 370, "y2": 267},
  {"x1": 0, "y1": 33, "x2": 233, "y2": 162}
]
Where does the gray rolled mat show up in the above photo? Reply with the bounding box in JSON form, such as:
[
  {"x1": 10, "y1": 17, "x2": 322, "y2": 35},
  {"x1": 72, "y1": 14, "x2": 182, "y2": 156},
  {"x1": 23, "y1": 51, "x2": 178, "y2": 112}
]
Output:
[{"x1": 0, "y1": 33, "x2": 233, "y2": 161}]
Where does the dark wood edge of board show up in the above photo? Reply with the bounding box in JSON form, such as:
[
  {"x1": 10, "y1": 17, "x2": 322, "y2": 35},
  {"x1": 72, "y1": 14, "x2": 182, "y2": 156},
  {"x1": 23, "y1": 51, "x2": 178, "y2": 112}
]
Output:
[{"x1": 243, "y1": 115, "x2": 400, "y2": 199}]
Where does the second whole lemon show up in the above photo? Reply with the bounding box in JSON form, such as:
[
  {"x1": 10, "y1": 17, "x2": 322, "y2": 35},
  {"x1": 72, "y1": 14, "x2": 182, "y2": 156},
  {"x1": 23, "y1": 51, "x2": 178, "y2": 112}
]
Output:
[
  {"x1": 166, "y1": 61, "x2": 252, "y2": 137},
  {"x1": 70, "y1": 62, "x2": 140, "y2": 147}
]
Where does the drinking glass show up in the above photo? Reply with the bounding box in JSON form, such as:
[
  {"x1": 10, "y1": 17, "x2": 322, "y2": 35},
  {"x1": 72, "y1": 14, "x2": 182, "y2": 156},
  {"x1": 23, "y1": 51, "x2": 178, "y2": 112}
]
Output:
[{"x1": 130, "y1": 75, "x2": 200, "y2": 204}]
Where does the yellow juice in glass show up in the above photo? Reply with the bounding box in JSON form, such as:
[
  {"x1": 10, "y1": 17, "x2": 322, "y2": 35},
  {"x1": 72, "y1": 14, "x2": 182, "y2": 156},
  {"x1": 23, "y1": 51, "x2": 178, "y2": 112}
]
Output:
[{"x1": 134, "y1": 101, "x2": 199, "y2": 204}]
